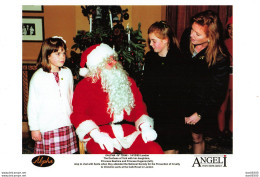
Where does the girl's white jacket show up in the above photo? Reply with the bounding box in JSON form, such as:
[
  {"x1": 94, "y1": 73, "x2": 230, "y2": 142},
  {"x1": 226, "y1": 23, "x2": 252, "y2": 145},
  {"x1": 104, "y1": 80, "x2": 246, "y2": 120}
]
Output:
[{"x1": 27, "y1": 67, "x2": 74, "y2": 133}]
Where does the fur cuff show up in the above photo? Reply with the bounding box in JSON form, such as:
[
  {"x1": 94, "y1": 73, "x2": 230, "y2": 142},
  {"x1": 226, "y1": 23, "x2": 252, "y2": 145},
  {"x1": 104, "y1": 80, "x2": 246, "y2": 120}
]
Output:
[
  {"x1": 135, "y1": 114, "x2": 154, "y2": 131},
  {"x1": 79, "y1": 68, "x2": 89, "y2": 77},
  {"x1": 76, "y1": 120, "x2": 99, "y2": 141}
]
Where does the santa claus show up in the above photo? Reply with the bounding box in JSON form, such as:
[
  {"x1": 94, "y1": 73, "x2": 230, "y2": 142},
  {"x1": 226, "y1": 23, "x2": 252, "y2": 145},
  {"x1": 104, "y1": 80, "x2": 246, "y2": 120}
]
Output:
[{"x1": 70, "y1": 43, "x2": 163, "y2": 154}]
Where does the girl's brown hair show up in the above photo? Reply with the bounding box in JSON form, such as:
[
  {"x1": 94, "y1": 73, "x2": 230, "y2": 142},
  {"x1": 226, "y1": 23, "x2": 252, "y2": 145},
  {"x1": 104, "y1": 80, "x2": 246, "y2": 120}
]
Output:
[
  {"x1": 148, "y1": 21, "x2": 180, "y2": 50},
  {"x1": 37, "y1": 37, "x2": 67, "y2": 72},
  {"x1": 190, "y1": 10, "x2": 227, "y2": 66}
]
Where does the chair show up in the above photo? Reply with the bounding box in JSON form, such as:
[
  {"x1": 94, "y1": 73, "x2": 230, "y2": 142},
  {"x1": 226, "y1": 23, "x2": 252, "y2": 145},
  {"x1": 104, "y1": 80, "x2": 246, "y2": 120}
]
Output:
[{"x1": 79, "y1": 141, "x2": 85, "y2": 154}]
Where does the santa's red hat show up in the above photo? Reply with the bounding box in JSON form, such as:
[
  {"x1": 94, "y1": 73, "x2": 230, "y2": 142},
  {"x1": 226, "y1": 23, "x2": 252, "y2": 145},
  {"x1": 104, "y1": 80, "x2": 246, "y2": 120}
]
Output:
[{"x1": 79, "y1": 43, "x2": 116, "y2": 77}]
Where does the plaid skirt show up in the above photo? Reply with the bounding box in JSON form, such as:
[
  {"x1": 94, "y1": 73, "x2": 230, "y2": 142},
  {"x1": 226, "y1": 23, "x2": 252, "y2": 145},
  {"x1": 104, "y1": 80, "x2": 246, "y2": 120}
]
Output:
[{"x1": 34, "y1": 125, "x2": 78, "y2": 154}]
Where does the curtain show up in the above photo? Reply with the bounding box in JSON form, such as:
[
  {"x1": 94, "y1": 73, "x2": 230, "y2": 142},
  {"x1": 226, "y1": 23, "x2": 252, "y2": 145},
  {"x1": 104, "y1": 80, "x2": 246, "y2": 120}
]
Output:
[
  {"x1": 166, "y1": 5, "x2": 233, "y2": 41},
  {"x1": 23, "y1": 64, "x2": 38, "y2": 121}
]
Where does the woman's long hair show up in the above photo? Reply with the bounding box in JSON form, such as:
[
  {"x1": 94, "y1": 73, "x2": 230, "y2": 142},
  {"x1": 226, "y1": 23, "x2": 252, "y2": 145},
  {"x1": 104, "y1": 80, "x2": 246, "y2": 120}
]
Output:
[{"x1": 190, "y1": 10, "x2": 227, "y2": 67}]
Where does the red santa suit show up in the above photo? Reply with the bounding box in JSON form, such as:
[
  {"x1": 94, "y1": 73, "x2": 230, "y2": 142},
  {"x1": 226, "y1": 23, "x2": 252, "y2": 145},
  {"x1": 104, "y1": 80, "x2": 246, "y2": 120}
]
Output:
[{"x1": 70, "y1": 43, "x2": 163, "y2": 154}]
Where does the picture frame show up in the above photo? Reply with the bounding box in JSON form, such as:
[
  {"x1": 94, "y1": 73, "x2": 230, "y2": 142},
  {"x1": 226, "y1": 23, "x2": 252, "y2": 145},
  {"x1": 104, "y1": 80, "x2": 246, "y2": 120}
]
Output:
[
  {"x1": 22, "y1": 5, "x2": 44, "y2": 13},
  {"x1": 22, "y1": 17, "x2": 44, "y2": 42}
]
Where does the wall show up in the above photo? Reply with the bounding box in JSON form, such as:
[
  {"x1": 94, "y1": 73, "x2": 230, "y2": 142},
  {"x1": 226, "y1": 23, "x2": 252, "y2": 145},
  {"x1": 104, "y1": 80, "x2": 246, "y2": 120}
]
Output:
[
  {"x1": 23, "y1": 5, "x2": 76, "y2": 62},
  {"x1": 132, "y1": 6, "x2": 166, "y2": 52},
  {"x1": 22, "y1": 5, "x2": 165, "y2": 62}
]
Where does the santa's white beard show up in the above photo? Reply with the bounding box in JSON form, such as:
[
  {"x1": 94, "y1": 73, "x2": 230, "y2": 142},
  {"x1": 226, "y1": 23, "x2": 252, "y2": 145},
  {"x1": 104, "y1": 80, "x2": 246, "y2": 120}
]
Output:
[{"x1": 99, "y1": 63, "x2": 135, "y2": 117}]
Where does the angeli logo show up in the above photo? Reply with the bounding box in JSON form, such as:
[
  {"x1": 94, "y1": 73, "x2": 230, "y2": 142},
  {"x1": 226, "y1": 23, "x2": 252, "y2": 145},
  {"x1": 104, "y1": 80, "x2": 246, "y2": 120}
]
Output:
[{"x1": 192, "y1": 155, "x2": 227, "y2": 167}]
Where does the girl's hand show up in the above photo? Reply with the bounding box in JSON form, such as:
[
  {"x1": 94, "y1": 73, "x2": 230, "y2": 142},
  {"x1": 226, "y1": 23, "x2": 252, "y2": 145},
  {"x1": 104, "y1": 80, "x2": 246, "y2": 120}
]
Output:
[
  {"x1": 31, "y1": 130, "x2": 42, "y2": 142},
  {"x1": 185, "y1": 112, "x2": 201, "y2": 125}
]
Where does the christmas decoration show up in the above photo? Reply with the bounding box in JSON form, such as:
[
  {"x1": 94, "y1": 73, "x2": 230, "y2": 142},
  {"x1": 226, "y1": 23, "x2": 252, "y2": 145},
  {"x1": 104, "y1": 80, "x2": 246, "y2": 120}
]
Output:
[{"x1": 65, "y1": 5, "x2": 146, "y2": 86}]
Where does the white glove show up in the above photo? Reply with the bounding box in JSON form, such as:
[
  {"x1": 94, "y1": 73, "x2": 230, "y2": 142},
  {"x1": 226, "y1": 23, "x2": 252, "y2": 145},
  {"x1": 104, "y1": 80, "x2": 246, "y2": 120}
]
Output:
[
  {"x1": 140, "y1": 123, "x2": 157, "y2": 143},
  {"x1": 89, "y1": 129, "x2": 114, "y2": 153}
]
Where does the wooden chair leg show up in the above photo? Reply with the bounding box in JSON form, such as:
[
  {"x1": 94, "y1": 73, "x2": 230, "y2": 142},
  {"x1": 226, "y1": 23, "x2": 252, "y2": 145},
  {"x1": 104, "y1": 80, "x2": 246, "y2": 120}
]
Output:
[{"x1": 79, "y1": 141, "x2": 85, "y2": 154}]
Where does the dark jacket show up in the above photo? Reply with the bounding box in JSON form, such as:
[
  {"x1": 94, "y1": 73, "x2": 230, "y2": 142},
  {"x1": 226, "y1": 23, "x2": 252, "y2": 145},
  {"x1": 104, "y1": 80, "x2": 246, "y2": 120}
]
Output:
[
  {"x1": 140, "y1": 48, "x2": 184, "y2": 120},
  {"x1": 182, "y1": 48, "x2": 230, "y2": 120}
]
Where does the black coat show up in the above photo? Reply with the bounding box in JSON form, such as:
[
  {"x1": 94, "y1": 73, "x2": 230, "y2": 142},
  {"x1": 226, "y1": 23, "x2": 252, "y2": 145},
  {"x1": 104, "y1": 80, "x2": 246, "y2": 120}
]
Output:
[
  {"x1": 141, "y1": 48, "x2": 189, "y2": 150},
  {"x1": 182, "y1": 48, "x2": 230, "y2": 124},
  {"x1": 140, "y1": 48, "x2": 185, "y2": 121}
]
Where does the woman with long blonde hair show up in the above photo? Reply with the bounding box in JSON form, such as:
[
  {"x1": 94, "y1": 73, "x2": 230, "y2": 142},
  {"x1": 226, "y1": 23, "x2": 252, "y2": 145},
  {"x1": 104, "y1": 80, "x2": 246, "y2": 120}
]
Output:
[{"x1": 182, "y1": 10, "x2": 230, "y2": 154}]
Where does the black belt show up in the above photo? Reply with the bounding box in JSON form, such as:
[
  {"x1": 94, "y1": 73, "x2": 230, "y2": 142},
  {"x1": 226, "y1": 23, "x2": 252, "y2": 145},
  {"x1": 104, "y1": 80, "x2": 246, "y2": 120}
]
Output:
[{"x1": 110, "y1": 120, "x2": 134, "y2": 126}]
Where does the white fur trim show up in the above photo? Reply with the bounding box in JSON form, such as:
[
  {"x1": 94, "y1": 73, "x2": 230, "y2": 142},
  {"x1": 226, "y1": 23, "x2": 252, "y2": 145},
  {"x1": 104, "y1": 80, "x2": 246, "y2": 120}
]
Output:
[
  {"x1": 76, "y1": 120, "x2": 99, "y2": 141},
  {"x1": 112, "y1": 111, "x2": 124, "y2": 123},
  {"x1": 79, "y1": 68, "x2": 89, "y2": 77},
  {"x1": 111, "y1": 124, "x2": 140, "y2": 149},
  {"x1": 135, "y1": 114, "x2": 154, "y2": 131},
  {"x1": 87, "y1": 43, "x2": 115, "y2": 69}
]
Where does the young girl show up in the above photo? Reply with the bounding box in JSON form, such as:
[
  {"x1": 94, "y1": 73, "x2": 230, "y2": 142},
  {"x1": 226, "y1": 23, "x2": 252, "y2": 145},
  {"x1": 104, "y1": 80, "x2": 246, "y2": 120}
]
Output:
[
  {"x1": 141, "y1": 21, "x2": 185, "y2": 154},
  {"x1": 27, "y1": 36, "x2": 78, "y2": 154}
]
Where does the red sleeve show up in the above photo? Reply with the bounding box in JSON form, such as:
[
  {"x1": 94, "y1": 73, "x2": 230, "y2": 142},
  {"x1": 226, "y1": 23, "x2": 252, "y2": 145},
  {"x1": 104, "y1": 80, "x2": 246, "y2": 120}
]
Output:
[
  {"x1": 70, "y1": 79, "x2": 99, "y2": 140},
  {"x1": 70, "y1": 79, "x2": 89, "y2": 127}
]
